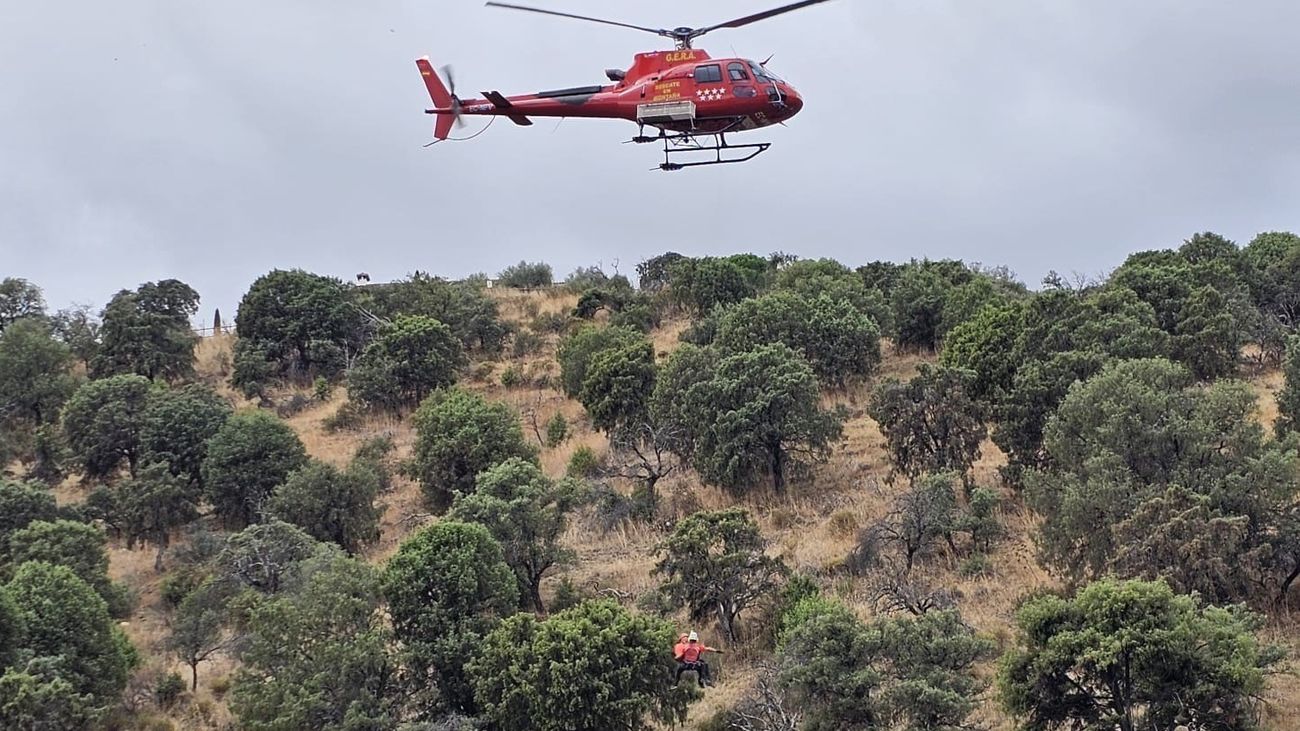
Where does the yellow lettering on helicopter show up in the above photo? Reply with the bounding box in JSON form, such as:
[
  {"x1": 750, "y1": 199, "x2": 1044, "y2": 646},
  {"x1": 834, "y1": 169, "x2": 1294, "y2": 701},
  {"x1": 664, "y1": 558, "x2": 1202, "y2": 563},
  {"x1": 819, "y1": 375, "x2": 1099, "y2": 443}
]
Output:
[
  {"x1": 665, "y1": 50, "x2": 697, "y2": 63},
  {"x1": 650, "y1": 80, "x2": 684, "y2": 101}
]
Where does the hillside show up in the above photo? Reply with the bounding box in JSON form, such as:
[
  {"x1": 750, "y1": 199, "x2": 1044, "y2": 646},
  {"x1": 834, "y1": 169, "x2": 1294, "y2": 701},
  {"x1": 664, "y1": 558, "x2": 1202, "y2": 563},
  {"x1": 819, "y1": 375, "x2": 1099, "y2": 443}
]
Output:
[
  {"x1": 5, "y1": 246, "x2": 1300, "y2": 730},
  {"x1": 86, "y1": 284, "x2": 1300, "y2": 730}
]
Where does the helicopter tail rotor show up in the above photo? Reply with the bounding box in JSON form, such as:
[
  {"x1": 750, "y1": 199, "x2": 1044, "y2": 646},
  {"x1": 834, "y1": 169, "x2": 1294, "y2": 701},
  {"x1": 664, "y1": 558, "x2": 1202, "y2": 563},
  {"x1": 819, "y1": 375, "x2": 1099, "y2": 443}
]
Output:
[
  {"x1": 416, "y1": 57, "x2": 460, "y2": 139},
  {"x1": 440, "y1": 64, "x2": 467, "y2": 129}
]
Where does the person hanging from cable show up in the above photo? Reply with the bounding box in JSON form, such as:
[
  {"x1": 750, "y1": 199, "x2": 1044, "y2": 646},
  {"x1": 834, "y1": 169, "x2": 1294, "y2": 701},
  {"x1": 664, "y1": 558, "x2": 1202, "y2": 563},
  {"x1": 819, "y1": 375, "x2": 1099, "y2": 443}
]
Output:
[{"x1": 673, "y1": 630, "x2": 721, "y2": 687}]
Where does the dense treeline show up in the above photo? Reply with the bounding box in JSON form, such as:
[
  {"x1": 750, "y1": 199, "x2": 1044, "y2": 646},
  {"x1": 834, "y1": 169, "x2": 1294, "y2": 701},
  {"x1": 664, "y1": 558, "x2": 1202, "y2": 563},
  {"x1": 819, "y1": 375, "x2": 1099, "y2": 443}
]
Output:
[{"x1": 0, "y1": 230, "x2": 1297, "y2": 729}]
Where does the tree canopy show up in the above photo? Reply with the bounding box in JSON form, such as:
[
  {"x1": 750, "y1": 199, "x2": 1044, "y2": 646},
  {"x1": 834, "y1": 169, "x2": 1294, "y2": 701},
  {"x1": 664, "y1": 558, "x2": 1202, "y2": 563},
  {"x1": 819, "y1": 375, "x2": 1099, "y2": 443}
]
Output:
[
  {"x1": 773, "y1": 258, "x2": 893, "y2": 333},
  {"x1": 557, "y1": 324, "x2": 646, "y2": 398},
  {"x1": 777, "y1": 602, "x2": 993, "y2": 731},
  {"x1": 348, "y1": 314, "x2": 466, "y2": 412},
  {"x1": 139, "y1": 383, "x2": 231, "y2": 487},
  {"x1": 1029, "y1": 358, "x2": 1300, "y2": 604},
  {"x1": 202, "y1": 411, "x2": 308, "y2": 528},
  {"x1": 497, "y1": 261, "x2": 553, "y2": 289},
  {"x1": 8, "y1": 519, "x2": 115, "y2": 608},
  {"x1": 4, "y1": 561, "x2": 135, "y2": 706},
  {"x1": 232, "y1": 269, "x2": 364, "y2": 392},
  {"x1": 116, "y1": 463, "x2": 199, "y2": 571},
  {"x1": 266, "y1": 459, "x2": 382, "y2": 554},
  {"x1": 714, "y1": 290, "x2": 882, "y2": 386},
  {"x1": 406, "y1": 387, "x2": 537, "y2": 510},
  {"x1": 656, "y1": 508, "x2": 785, "y2": 642},
  {"x1": 91, "y1": 279, "x2": 200, "y2": 382},
  {"x1": 578, "y1": 337, "x2": 657, "y2": 434},
  {"x1": 658, "y1": 343, "x2": 844, "y2": 493},
  {"x1": 999, "y1": 578, "x2": 1280, "y2": 731},
  {"x1": 0, "y1": 278, "x2": 45, "y2": 333},
  {"x1": 61, "y1": 373, "x2": 154, "y2": 480},
  {"x1": 382, "y1": 521, "x2": 518, "y2": 715},
  {"x1": 0, "y1": 317, "x2": 77, "y2": 427},
  {"x1": 357, "y1": 272, "x2": 508, "y2": 354},
  {"x1": 231, "y1": 554, "x2": 398, "y2": 731},
  {"x1": 448, "y1": 458, "x2": 578, "y2": 613},
  {"x1": 469, "y1": 600, "x2": 692, "y2": 731},
  {"x1": 868, "y1": 364, "x2": 987, "y2": 486},
  {"x1": 668, "y1": 256, "x2": 763, "y2": 316}
]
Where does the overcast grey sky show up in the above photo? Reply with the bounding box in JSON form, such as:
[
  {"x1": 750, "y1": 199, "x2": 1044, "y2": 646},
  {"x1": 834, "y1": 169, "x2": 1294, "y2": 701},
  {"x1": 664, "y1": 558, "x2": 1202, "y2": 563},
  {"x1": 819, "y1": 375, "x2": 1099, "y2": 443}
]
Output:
[{"x1": 4, "y1": 0, "x2": 1300, "y2": 322}]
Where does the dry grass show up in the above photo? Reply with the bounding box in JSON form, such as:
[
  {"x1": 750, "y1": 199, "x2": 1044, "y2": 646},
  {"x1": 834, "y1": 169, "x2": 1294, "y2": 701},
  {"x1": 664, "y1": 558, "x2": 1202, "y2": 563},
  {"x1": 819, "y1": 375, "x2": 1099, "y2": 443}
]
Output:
[
  {"x1": 490, "y1": 286, "x2": 578, "y2": 325},
  {"x1": 107, "y1": 531, "x2": 237, "y2": 730},
  {"x1": 80, "y1": 298, "x2": 1300, "y2": 730},
  {"x1": 1250, "y1": 366, "x2": 1286, "y2": 432},
  {"x1": 194, "y1": 333, "x2": 242, "y2": 403}
]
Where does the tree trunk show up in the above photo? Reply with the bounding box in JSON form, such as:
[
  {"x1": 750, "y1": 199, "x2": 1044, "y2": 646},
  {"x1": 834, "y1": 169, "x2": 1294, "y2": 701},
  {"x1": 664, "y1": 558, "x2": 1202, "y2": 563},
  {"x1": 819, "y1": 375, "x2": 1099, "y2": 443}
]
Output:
[
  {"x1": 644, "y1": 474, "x2": 660, "y2": 512},
  {"x1": 154, "y1": 542, "x2": 166, "y2": 573},
  {"x1": 717, "y1": 600, "x2": 742, "y2": 643},
  {"x1": 771, "y1": 447, "x2": 786, "y2": 495},
  {"x1": 530, "y1": 579, "x2": 546, "y2": 615},
  {"x1": 1279, "y1": 559, "x2": 1300, "y2": 604},
  {"x1": 190, "y1": 660, "x2": 199, "y2": 691}
]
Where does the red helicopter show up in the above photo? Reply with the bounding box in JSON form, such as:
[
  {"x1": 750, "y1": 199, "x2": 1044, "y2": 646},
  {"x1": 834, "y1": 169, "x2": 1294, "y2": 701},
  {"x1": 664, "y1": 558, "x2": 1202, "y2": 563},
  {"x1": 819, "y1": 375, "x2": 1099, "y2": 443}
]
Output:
[{"x1": 417, "y1": 0, "x2": 834, "y2": 170}]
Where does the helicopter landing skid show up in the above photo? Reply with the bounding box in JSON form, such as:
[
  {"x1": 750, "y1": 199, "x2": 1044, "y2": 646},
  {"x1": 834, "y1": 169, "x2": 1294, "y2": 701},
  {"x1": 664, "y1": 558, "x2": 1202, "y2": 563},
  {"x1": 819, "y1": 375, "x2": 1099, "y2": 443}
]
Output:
[{"x1": 630, "y1": 131, "x2": 771, "y2": 171}]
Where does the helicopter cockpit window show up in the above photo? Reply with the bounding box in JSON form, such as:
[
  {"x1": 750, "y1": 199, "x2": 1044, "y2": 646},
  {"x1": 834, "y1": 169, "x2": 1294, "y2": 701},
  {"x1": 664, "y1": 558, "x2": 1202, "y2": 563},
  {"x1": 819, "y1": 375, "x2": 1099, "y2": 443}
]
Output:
[
  {"x1": 747, "y1": 60, "x2": 781, "y2": 83},
  {"x1": 694, "y1": 64, "x2": 723, "y2": 84},
  {"x1": 728, "y1": 62, "x2": 750, "y2": 81}
]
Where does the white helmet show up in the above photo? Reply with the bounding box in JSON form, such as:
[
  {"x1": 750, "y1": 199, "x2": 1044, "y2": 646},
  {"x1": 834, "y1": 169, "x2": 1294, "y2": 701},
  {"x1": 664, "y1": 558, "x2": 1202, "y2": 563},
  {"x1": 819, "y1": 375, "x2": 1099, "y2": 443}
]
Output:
[{"x1": 688, "y1": 631, "x2": 699, "y2": 642}]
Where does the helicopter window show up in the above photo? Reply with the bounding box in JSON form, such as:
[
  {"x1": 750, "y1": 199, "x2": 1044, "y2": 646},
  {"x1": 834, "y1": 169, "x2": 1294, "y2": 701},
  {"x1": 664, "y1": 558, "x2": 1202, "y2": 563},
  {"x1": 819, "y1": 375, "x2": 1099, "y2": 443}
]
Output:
[
  {"x1": 728, "y1": 62, "x2": 750, "y2": 81},
  {"x1": 747, "y1": 61, "x2": 781, "y2": 83},
  {"x1": 693, "y1": 64, "x2": 722, "y2": 84}
]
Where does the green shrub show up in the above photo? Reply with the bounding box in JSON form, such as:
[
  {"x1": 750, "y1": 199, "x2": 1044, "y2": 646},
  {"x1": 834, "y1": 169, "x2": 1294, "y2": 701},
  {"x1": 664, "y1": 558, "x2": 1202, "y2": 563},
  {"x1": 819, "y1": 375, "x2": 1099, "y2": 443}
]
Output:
[
  {"x1": 323, "y1": 400, "x2": 367, "y2": 433},
  {"x1": 512, "y1": 331, "x2": 544, "y2": 357},
  {"x1": 354, "y1": 435, "x2": 395, "y2": 463},
  {"x1": 208, "y1": 675, "x2": 231, "y2": 698},
  {"x1": 160, "y1": 567, "x2": 206, "y2": 608},
  {"x1": 497, "y1": 261, "x2": 553, "y2": 289},
  {"x1": 776, "y1": 594, "x2": 853, "y2": 649},
  {"x1": 545, "y1": 413, "x2": 569, "y2": 448},
  {"x1": 958, "y1": 554, "x2": 993, "y2": 578},
  {"x1": 566, "y1": 446, "x2": 601, "y2": 478},
  {"x1": 609, "y1": 302, "x2": 660, "y2": 333},
  {"x1": 155, "y1": 672, "x2": 187, "y2": 708},
  {"x1": 584, "y1": 484, "x2": 652, "y2": 535},
  {"x1": 550, "y1": 576, "x2": 588, "y2": 613},
  {"x1": 105, "y1": 582, "x2": 136, "y2": 619},
  {"x1": 275, "y1": 393, "x2": 312, "y2": 418},
  {"x1": 312, "y1": 376, "x2": 332, "y2": 402},
  {"x1": 500, "y1": 366, "x2": 523, "y2": 389},
  {"x1": 531, "y1": 312, "x2": 571, "y2": 335}
]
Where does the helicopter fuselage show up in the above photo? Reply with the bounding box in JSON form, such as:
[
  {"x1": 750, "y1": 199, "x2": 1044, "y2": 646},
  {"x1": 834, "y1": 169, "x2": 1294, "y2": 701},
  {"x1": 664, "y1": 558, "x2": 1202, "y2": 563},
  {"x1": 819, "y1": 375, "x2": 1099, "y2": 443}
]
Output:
[{"x1": 433, "y1": 50, "x2": 803, "y2": 135}]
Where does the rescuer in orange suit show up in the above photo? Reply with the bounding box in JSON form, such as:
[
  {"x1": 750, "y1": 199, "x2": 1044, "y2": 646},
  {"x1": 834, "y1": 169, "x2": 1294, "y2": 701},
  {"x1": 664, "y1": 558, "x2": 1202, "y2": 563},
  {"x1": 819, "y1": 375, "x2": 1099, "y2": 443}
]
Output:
[{"x1": 673, "y1": 630, "x2": 721, "y2": 687}]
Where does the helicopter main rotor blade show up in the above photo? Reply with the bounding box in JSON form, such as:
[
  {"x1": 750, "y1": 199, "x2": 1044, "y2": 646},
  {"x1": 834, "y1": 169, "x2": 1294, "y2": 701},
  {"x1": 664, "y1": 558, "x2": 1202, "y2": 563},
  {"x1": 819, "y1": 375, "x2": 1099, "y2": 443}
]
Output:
[
  {"x1": 693, "y1": 0, "x2": 835, "y2": 37},
  {"x1": 485, "y1": 2, "x2": 668, "y2": 38}
]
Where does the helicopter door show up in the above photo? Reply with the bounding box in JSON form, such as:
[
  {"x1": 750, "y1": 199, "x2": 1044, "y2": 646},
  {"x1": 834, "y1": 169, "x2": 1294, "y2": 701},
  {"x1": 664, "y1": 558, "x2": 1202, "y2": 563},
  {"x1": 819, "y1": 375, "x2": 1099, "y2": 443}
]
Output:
[{"x1": 693, "y1": 64, "x2": 725, "y2": 105}]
